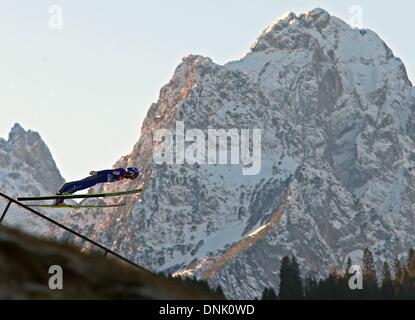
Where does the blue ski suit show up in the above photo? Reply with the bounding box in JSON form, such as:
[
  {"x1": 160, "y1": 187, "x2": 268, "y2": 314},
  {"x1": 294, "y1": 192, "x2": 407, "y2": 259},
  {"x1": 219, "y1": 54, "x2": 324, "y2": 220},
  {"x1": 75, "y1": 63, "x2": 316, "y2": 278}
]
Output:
[{"x1": 58, "y1": 168, "x2": 128, "y2": 194}]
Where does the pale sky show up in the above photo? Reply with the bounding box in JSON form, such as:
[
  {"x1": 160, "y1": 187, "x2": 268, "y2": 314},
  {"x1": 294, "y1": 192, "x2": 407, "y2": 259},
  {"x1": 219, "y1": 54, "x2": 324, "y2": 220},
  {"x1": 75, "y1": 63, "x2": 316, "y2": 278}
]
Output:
[{"x1": 1, "y1": 0, "x2": 414, "y2": 181}]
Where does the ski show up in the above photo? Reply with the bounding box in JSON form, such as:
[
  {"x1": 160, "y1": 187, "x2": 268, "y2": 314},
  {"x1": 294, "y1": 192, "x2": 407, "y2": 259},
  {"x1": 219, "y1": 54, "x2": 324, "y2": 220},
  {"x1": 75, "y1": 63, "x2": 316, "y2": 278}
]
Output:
[
  {"x1": 17, "y1": 189, "x2": 142, "y2": 202},
  {"x1": 28, "y1": 203, "x2": 126, "y2": 209}
]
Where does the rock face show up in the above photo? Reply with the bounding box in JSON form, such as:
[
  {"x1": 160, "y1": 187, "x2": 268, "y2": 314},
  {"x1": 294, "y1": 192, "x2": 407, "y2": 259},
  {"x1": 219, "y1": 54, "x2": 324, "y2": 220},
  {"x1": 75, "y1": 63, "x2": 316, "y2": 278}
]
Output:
[
  {"x1": 64, "y1": 8, "x2": 415, "y2": 299},
  {"x1": 0, "y1": 124, "x2": 66, "y2": 229}
]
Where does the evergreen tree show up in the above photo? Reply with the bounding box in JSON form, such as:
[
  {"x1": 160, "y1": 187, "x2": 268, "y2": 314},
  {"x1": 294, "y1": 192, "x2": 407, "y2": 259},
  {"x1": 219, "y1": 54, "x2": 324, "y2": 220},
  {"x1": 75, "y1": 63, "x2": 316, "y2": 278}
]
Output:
[
  {"x1": 394, "y1": 256, "x2": 403, "y2": 282},
  {"x1": 406, "y1": 248, "x2": 415, "y2": 298},
  {"x1": 402, "y1": 266, "x2": 412, "y2": 299},
  {"x1": 278, "y1": 256, "x2": 303, "y2": 299},
  {"x1": 362, "y1": 248, "x2": 378, "y2": 299},
  {"x1": 324, "y1": 270, "x2": 342, "y2": 299},
  {"x1": 278, "y1": 256, "x2": 292, "y2": 300},
  {"x1": 304, "y1": 274, "x2": 318, "y2": 299},
  {"x1": 343, "y1": 257, "x2": 355, "y2": 299},
  {"x1": 275, "y1": 250, "x2": 415, "y2": 300},
  {"x1": 345, "y1": 257, "x2": 353, "y2": 275},
  {"x1": 407, "y1": 248, "x2": 415, "y2": 277},
  {"x1": 394, "y1": 256, "x2": 403, "y2": 299},
  {"x1": 312, "y1": 269, "x2": 342, "y2": 300},
  {"x1": 381, "y1": 262, "x2": 394, "y2": 299},
  {"x1": 290, "y1": 256, "x2": 304, "y2": 299},
  {"x1": 261, "y1": 287, "x2": 278, "y2": 300}
]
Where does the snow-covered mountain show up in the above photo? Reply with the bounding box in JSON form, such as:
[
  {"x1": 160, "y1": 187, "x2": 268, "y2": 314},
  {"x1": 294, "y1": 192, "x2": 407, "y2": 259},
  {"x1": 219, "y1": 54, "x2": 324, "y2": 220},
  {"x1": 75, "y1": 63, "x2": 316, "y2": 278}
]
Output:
[
  {"x1": 63, "y1": 8, "x2": 415, "y2": 298},
  {"x1": 0, "y1": 123, "x2": 66, "y2": 229}
]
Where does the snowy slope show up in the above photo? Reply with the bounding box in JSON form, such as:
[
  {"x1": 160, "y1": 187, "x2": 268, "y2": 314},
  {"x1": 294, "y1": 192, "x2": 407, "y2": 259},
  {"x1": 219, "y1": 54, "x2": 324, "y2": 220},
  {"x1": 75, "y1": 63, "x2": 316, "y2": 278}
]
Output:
[
  {"x1": 63, "y1": 8, "x2": 415, "y2": 299},
  {"x1": 0, "y1": 124, "x2": 67, "y2": 233}
]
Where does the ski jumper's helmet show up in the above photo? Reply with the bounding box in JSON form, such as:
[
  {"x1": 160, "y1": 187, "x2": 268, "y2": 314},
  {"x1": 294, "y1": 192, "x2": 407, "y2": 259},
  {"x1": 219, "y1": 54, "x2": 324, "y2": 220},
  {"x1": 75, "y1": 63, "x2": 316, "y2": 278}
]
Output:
[{"x1": 127, "y1": 167, "x2": 140, "y2": 176}]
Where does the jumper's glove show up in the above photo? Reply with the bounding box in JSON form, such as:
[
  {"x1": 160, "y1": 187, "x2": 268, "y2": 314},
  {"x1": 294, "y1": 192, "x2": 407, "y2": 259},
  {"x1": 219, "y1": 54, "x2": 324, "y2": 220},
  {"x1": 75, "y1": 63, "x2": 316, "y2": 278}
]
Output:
[{"x1": 90, "y1": 171, "x2": 98, "y2": 176}]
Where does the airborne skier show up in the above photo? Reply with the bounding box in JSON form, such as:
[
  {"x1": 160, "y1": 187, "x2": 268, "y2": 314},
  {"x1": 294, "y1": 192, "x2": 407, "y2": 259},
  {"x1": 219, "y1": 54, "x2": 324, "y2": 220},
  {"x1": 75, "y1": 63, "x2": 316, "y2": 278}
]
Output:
[{"x1": 53, "y1": 167, "x2": 140, "y2": 206}]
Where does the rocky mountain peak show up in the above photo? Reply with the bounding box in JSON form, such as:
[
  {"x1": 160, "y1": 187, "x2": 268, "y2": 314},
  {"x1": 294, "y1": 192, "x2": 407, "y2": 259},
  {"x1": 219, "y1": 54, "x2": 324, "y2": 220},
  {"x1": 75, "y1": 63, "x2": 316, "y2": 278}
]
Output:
[
  {"x1": 7, "y1": 124, "x2": 44, "y2": 154},
  {"x1": 8, "y1": 123, "x2": 26, "y2": 140},
  {"x1": 0, "y1": 124, "x2": 64, "y2": 196},
  {"x1": 63, "y1": 8, "x2": 415, "y2": 299}
]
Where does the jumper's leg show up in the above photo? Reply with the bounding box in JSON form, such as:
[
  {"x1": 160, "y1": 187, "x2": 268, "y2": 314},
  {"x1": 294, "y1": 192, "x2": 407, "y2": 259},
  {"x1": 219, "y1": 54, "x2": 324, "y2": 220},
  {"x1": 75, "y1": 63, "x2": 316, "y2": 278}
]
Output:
[{"x1": 54, "y1": 176, "x2": 103, "y2": 205}]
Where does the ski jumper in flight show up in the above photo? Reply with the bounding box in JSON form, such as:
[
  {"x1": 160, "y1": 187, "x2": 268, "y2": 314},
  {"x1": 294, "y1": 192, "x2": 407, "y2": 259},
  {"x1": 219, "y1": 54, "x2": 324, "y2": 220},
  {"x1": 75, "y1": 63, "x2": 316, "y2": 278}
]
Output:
[{"x1": 54, "y1": 167, "x2": 140, "y2": 205}]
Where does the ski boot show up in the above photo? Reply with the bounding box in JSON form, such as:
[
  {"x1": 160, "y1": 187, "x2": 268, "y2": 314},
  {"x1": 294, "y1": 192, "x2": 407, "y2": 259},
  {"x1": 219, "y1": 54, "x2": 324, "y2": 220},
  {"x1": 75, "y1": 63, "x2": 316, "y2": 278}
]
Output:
[{"x1": 53, "y1": 192, "x2": 65, "y2": 206}]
